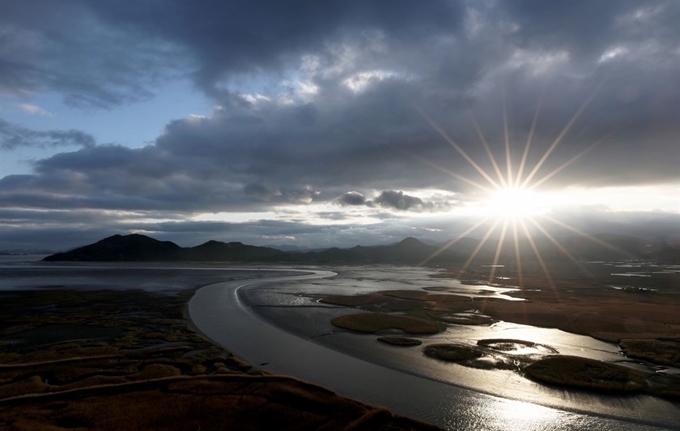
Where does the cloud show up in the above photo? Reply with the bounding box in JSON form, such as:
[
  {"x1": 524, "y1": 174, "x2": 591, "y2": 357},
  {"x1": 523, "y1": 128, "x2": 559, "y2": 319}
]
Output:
[
  {"x1": 1, "y1": 1, "x2": 680, "y2": 249},
  {"x1": 0, "y1": 120, "x2": 96, "y2": 150},
  {"x1": 18, "y1": 103, "x2": 53, "y2": 116},
  {"x1": 337, "y1": 190, "x2": 451, "y2": 212},
  {"x1": 244, "y1": 182, "x2": 282, "y2": 201},
  {"x1": 0, "y1": 1, "x2": 180, "y2": 108},
  {"x1": 337, "y1": 191, "x2": 367, "y2": 206},
  {"x1": 373, "y1": 190, "x2": 424, "y2": 211}
]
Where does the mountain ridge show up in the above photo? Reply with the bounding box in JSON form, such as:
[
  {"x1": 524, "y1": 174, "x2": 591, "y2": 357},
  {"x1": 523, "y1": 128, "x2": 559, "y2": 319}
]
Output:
[{"x1": 43, "y1": 233, "x2": 680, "y2": 264}]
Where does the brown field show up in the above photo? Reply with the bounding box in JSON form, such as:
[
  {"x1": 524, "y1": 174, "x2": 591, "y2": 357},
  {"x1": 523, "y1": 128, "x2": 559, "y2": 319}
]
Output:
[
  {"x1": 0, "y1": 288, "x2": 442, "y2": 431},
  {"x1": 0, "y1": 375, "x2": 442, "y2": 431}
]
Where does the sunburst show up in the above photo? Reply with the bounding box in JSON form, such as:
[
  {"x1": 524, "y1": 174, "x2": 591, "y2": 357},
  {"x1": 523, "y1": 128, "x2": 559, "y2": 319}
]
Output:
[{"x1": 415, "y1": 81, "x2": 622, "y2": 289}]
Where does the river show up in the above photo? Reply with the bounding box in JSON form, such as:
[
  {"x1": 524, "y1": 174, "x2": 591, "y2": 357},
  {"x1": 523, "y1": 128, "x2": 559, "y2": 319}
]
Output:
[{"x1": 188, "y1": 269, "x2": 680, "y2": 431}]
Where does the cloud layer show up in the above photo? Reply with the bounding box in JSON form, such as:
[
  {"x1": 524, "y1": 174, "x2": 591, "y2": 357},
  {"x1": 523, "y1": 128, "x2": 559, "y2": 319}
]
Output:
[{"x1": 1, "y1": 0, "x2": 679, "y2": 250}]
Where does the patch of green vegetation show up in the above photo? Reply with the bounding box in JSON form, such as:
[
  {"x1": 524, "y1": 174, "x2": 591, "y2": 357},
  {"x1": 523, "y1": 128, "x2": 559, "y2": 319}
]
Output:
[
  {"x1": 331, "y1": 313, "x2": 441, "y2": 334},
  {"x1": 524, "y1": 356, "x2": 647, "y2": 394},
  {"x1": 423, "y1": 343, "x2": 484, "y2": 362},
  {"x1": 377, "y1": 337, "x2": 422, "y2": 347}
]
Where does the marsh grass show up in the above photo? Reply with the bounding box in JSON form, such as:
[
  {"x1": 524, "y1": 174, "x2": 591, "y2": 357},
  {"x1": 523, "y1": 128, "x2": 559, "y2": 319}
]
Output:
[
  {"x1": 423, "y1": 344, "x2": 484, "y2": 362},
  {"x1": 0, "y1": 376, "x2": 444, "y2": 431},
  {"x1": 620, "y1": 338, "x2": 680, "y2": 367},
  {"x1": 524, "y1": 356, "x2": 647, "y2": 393},
  {"x1": 0, "y1": 287, "x2": 443, "y2": 430},
  {"x1": 331, "y1": 313, "x2": 441, "y2": 334}
]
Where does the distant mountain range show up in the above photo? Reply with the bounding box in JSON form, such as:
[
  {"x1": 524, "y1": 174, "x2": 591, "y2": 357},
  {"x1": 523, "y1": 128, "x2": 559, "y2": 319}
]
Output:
[{"x1": 43, "y1": 233, "x2": 680, "y2": 265}]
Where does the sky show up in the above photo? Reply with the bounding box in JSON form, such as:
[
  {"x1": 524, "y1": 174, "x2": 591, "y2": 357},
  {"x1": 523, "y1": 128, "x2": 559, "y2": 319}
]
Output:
[{"x1": 0, "y1": 0, "x2": 679, "y2": 251}]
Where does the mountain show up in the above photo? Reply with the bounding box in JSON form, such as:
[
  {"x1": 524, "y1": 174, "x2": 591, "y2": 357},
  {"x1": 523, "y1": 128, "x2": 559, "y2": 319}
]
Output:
[
  {"x1": 263, "y1": 244, "x2": 314, "y2": 252},
  {"x1": 43, "y1": 232, "x2": 679, "y2": 264},
  {"x1": 43, "y1": 235, "x2": 287, "y2": 262},
  {"x1": 185, "y1": 240, "x2": 285, "y2": 261},
  {"x1": 43, "y1": 234, "x2": 183, "y2": 262}
]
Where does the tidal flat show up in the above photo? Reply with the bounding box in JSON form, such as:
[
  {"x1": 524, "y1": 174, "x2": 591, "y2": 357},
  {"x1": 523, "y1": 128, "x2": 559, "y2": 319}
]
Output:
[
  {"x1": 2, "y1": 259, "x2": 679, "y2": 430},
  {"x1": 242, "y1": 264, "x2": 680, "y2": 428},
  {"x1": 0, "y1": 260, "x2": 441, "y2": 431}
]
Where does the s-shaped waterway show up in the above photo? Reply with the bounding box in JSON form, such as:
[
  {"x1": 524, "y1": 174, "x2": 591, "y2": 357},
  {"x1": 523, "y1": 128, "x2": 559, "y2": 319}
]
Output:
[{"x1": 188, "y1": 269, "x2": 678, "y2": 431}]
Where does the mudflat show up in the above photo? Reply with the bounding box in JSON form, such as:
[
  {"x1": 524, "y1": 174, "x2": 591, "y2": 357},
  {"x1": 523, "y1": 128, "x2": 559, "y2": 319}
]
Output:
[{"x1": 320, "y1": 266, "x2": 680, "y2": 400}]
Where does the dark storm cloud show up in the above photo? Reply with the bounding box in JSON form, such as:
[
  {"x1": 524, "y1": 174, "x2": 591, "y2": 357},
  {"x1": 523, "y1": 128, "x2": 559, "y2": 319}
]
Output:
[
  {"x1": 2, "y1": 1, "x2": 680, "y2": 249},
  {"x1": 373, "y1": 190, "x2": 424, "y2": 211},
  {"x1": 337, "y1": 192, "x2": 367, "y2": 206},
  {"x1": 0, "y1": 1, "x2": 178, "y2": 108},
  {"x1": 0, "y1": 120, "x2": 95, "y2": 150},
  {"x1": 91, "y1": 0, "x2": 464, "y2": 96}
]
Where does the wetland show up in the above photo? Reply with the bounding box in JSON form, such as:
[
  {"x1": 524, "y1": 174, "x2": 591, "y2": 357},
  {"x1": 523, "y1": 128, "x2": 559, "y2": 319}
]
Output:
[{"x1": 2, "y1": 258, "x2": 679, "y2": 430}]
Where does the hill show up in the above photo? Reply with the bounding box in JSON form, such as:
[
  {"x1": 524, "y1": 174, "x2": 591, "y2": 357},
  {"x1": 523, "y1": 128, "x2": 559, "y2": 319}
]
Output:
[
  {"x1": 42, "y1": 232, "x2": 679, "y2": 264},
  {"x1": 43, "y1": 234, "x2": 183, "y2": 262}
]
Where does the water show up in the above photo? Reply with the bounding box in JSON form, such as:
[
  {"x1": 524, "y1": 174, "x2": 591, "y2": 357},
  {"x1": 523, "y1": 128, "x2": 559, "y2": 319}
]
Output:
[
  {"x1": 2, "y1": 257, "x2": 678, "y2": 430},
  {"x1": 189, "y1": 271, "x2": 680, "y2": 430}
]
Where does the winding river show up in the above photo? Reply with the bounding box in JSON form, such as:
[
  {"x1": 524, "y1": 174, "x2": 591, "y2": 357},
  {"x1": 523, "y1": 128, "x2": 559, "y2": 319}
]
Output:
[{"x1": 188, "y1": 269, "x2": 680, "y2": 431}]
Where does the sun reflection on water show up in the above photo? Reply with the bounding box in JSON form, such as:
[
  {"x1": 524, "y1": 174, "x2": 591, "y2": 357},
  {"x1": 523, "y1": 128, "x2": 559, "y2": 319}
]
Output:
[{"x1": 484, "y1": 399, "x2": 566, "y2": 430}]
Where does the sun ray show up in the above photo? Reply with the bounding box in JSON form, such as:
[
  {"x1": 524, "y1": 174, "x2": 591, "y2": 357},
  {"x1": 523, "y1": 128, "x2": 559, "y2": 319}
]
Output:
[
  {"x1": 540, "y1": 214, "x2": 634, "y2": 257},
  {"x1": 515, "y1": 86, "x2": 545, "y2": 186},
  {"x1": 419, "y1": 217, "x2": 491, "y2": 266},
  {"x1": 488, "y1": 219, "x2": 509, "y2": 282},
  {"x1": 519, "y1": 219, "x2": 556, "y2": 291},
  {"x1": 528, "y1": 129, "x2": 618, "y2": 190},
  {"x1": 527, "y1": 217, "x2": 593, "y2": 278},
  {"x1": 416, "y1": 107, "x2": 502, "y2": 190},
  {"x1": 471, "y1": 112, "x2": 508, "y2": 188},
  {"x1": 401, "y1": 150, "x2": 493, "y2": 193},
  {"x1": 461, "y1": 218, "x2": 501, "y2": 272},
  {"x1": 540, "y1": 214, "x2": 634, "y2": 258},
  {"x1": 520, "y1": 83, "x2": 601, "y2": 188},
  {"x1": 511, "y1": 220, "x2": 524, "y2": 288},
  {"x1": 502, "y1": 86, "x2": 514, "y2": 188}
]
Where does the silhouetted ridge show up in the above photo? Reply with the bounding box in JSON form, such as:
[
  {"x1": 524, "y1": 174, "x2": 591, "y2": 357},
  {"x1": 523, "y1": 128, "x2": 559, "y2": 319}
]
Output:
[
  {"x1": 42, "y1": 232, "x2": 678, "y2": 264},
  {"x1": 185, "y1": 240, "x2": 284, "y2": 261},
  {"x1": 43, "y1": 234, "x2": 182, "y2": 262}
]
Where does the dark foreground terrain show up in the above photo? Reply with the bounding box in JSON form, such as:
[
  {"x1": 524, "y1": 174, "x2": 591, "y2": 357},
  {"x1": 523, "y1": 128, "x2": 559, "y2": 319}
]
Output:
[{"x1": 0, "y1": 288, "x2": 441, "y2": 430}]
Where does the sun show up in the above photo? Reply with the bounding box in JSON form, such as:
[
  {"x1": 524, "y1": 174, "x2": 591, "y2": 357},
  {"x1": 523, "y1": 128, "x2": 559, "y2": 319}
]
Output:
[{"x1": 483, "y1": 187, "x2": 545, "y2": 219}]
